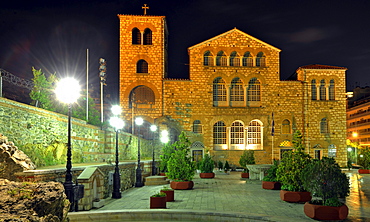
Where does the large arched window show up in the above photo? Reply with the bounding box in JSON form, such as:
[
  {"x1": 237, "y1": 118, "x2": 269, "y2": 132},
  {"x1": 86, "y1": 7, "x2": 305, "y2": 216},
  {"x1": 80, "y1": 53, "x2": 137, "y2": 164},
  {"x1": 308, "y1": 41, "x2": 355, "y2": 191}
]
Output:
[
  {"x1": 136, "y1": 59, "x2": 148, "y2": 73},
  {"x1": 230, "y1": 78, "x2": 244, "y2": 102},
  {"x1": 247, "y1": 120, "x2": 262, "y2": 150},
  {"x1": 213, "y1": 121, "x2": 226, "y2": 146},
  {"x1": 132, "y1": 28, "x2": 141, "y2": 45},
  {"x1": 320, "y1": 79, "x2": 326, "y2": 100},
  {"x1": 193, "y1": 120, "x2": 202, "y2": 134},
  {"x1": 203, "y1": 51, "x2": 213, "y2": 66},
  {"x1": 213, "y1": 78, "x2": 227, "y2": 104},
  {"x1": 216, "y1": 51, "x2": 227, "y2": 66},
  {"x1": 311, "y1": 79, "x2": 317, "y2": 100},
  {"x1": 281, "y1": 119, "x2": 291, "y2": 134},
  {"x1": 129, "y1": 85, "x2": 155, "y2": 108},
  {"x1": 329, "y1": 79, "x2": 335, "y2": 100},
  {"x1": 143, "y1": 28, "x2": 152, "y2": 45},
  {"x1": 247, "y1": 78, "x2": 261, "y2": 102},
  {"x1": 242, "y1": 52, "x2": 253, "y2": 67},
  {"x1": 320, "y1": 118, "x2": 329, "y2": 134},
  {"x1": 256, "y1": 52, "x2": 266, "y2": 67},
  {"x1": 229, "y1": 51, "x2": 240, "y2": 66},
  {"x1": 230, "y1": 121, "x2": 244, "y2": 148}
]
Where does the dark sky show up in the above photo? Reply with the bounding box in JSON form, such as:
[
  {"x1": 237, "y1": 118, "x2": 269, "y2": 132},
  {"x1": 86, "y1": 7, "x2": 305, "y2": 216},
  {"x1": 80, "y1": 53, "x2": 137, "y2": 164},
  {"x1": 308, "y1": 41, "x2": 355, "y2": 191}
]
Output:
[{"x1": 1, "y1": 0, "x2": 370, "y2": 103}]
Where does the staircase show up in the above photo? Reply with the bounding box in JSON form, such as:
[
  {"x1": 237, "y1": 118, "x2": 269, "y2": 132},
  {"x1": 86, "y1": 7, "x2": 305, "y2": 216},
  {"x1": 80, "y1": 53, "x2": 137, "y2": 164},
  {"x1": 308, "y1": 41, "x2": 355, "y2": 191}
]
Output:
[{"x1": 144, "y1": 176, "x2": 170, "y2": 186}]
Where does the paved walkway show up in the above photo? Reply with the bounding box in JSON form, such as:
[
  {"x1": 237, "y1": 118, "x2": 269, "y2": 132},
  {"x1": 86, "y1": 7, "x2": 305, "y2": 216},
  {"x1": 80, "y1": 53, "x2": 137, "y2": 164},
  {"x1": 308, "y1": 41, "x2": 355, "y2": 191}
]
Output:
[{"x1": 69, "y1": 170, "x2": 370, "y2": 221}]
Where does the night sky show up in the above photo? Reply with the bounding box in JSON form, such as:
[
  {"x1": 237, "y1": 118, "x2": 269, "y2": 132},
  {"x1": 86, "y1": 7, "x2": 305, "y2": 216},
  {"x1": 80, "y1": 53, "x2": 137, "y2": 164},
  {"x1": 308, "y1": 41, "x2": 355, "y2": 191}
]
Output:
[{"x1": 1, "y1": 0, "x2": 370, "y2": 103}]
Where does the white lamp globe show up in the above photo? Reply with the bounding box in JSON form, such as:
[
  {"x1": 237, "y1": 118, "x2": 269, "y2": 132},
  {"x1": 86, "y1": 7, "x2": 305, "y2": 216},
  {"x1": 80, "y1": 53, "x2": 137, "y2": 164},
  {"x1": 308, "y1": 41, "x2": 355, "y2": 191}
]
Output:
[
  {"x1": 111, "y1": 105, "x2": 122, "y2": 116},
  {"x1": 55, "y1": 78, "x2": 80, "y2": 104},
  {"x1": 135, "y1": 117, "x2": 143, "y2": 126},
  {"x1": 109, "y1": 116, "x2": 125, "y2": 130}
]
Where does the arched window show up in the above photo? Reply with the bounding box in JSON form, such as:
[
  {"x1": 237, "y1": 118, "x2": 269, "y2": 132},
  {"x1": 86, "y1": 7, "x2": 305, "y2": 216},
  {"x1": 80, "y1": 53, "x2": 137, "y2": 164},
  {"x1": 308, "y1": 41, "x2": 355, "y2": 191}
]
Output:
[
  {"x1": 143, "y1": 28, "x2": 152, "y2": 45},
  {"x1": 311, "y1": 79, "x2": 317, "y2": 100},
  {"x1": 203, "y1": 51, "x2": 213, "y2": 66},
  {"x1": 247, "y1": 78, "x2": 261, "y2": 101},
  {"x1": 213, "y1": 78, "x2": 227, "y2": 103},
  {"x1": 320, "y1": 79, "x2": 326, "y2": 100},
  {"x1": 213, "y1": 121, "x2": 226, "y2": 145},
  {"x1": 230, "y1": 78, "x2": 244, "y2": 102},
  {"x1": 129, "y1": 85, "x2": 155, "y2": 108},
  {"x1": 281, "y1": 119, "x2": 291, "y2": 134},
  {"x1": 230, "y1": 121, "x2": 244, "y2": 147},
  {"x1": 256, "y1": 52, "x2": 266, "y2": 67},
  {"x1": 247, "y1": 120, "x2": 262, "y2": 150},
  {"x1": 132, "y1": 28, "x2": 141, "y2": 45},
  {"x1": 320, "y1": 118, "x2": 329, "y2": 134},
  {"x1": 136, "y1": 59, "x2": 148, "y2": 73},
  {"x1": 242, "y1": 52, "x2": 253, "y2": 67},
  {"x1": 193, "y1": 120, "x2": 202, "y2": 134},
  {"x1": 229, "y1": 51, "x2": 240, "y2": 66},
  {"x1": 216, "y1": 51, "x2": 227, "y2": 66},
  {"x1": 329, "y1": 79, "x2": 335, "y2": 100}
]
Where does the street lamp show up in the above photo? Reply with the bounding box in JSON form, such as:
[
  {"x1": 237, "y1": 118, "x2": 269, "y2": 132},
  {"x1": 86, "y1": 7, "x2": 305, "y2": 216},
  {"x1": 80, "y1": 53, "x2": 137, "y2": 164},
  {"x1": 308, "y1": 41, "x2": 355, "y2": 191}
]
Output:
[
  {"x1": 135, "y1": 117, "x2": 144, "y2": 187},
  {"x1": 109, "y1": 105, "x2": 124, "y2": 199},
  {"x1": 55, "y1": 77, "x2": 81, "y2": 211},
  {"x1": 160, "y1": 130, "x2": 169, "y2": 144},
  {"x1": 150, "y1": 124, "x2": 157, "y2": 176}
]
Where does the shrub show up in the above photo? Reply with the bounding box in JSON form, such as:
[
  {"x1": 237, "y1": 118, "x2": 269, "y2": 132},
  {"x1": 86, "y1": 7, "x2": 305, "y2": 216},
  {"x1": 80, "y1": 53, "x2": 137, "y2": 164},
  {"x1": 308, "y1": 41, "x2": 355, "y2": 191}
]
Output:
[
  {"x1": 224, "y1": 160, "x2": 230, "y2": 171},
  {"x1": 239, "y1": 150, "x2": 255, "y2": 172},
  {"x1": 199, "y1": 154, "x2": 214, "y2": 173},
  {"x1": 263, "y1": 160, "x2": 279, "y2": 182}
]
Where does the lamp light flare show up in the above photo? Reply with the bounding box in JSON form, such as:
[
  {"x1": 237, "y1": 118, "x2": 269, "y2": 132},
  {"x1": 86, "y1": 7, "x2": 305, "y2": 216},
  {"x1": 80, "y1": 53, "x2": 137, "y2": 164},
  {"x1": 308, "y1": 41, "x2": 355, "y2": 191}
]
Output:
[
  {"x1": 135, "y1": 117, "x2": 143, "y2": 126},
  {"x1": 109, "y1": 116, "x2": 125, "y2": 130},
  {"x1": 55, "y1": 78, "x2": 80, "y2": 104},
  {"x1": 150, "y1": 125, "x2": 157, "y2": 132},
  {"x1": 111, "y1": 105, "x2": 122, "y2": 116}
]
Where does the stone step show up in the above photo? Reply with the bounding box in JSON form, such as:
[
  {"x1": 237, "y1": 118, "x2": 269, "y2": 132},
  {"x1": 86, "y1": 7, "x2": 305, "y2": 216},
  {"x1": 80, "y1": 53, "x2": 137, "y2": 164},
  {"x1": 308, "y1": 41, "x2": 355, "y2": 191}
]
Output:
[
  {"x1": 144, "y1": 176, "x2": 169, "y2": 186},
  {"x1": 144, "y1": 180, "x2": 170, "y2": 186}
]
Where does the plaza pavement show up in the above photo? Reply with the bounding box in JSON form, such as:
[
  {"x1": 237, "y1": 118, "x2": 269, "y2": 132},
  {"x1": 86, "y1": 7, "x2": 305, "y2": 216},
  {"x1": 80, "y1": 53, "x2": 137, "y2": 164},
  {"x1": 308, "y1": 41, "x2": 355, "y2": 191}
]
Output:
[{"x1": 69, "y1": 170, "x2": 370, "y2": 222}]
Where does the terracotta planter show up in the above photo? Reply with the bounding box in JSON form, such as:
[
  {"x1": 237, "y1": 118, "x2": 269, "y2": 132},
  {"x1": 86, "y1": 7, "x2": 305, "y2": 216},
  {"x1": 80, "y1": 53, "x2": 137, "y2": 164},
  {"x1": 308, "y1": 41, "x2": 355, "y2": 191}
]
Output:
[
  {"x1": 262, "y1": 181, "x2": 281, "y2": 190},
  {"x1": 150, "y1": 196, "x2": 167, "y2": 209},
  {"x1": 304, "y1": 202, "x2": 348, "y2": 220},
  {"x1": 241, "y1": 172, "x2": 249, "y2": 178},
  {"x1": 200, "y1": 172, "x2": 215, "y2": 179},
  {"x1": 160, "y1": 189, "x2": 174, "y2": 202},
  {"x1": 159, "y1": 173, "x2": 166, "y2": 176},
  {"x1": 358, "y1": 169, "x2": 370, "y2": 174},
  {"x1": 280, "y1": 190, "x2": 311, "y2": 202},
  {"x1": 170, "y1": 181, "x2": 194, "y2": 190}
]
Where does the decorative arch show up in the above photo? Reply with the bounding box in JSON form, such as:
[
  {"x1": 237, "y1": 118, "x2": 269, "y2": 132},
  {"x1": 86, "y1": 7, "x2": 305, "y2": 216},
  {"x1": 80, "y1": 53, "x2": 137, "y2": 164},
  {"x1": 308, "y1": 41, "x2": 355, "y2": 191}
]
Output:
[
  {"x1": 281, "y1": 119, "x2": 291, "y2": 134},
  {"x1": 129, "y1": 85, "x2": 155, "y2": 108}
]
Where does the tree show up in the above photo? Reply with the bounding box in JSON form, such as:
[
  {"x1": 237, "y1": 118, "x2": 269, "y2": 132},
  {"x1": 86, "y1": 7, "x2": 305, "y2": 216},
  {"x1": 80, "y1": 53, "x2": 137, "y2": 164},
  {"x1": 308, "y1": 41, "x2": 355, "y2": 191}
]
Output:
[{"x1": 29, "y1": 67, "x2": 57, "y2": 110}]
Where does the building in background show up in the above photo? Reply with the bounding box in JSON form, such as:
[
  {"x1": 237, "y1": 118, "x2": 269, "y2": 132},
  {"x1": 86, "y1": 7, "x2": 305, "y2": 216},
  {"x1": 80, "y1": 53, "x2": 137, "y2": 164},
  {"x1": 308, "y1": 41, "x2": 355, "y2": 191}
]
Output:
[{"x1": 117, "y1": 13, "x2": 348, "y2": 167}]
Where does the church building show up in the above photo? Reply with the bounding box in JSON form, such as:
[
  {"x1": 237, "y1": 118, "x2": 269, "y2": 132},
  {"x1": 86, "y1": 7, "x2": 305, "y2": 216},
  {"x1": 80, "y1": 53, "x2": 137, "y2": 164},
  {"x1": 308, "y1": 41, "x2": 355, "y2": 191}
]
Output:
[{"x1": 117, "y1": 11, "x2": 348, "y2": 167}]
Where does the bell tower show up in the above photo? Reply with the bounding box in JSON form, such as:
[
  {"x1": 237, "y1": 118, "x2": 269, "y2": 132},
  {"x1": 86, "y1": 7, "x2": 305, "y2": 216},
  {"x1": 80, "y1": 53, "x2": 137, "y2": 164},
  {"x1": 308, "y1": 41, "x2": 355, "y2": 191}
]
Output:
[{"x1": 118, "y1": 6, "x2": 168, "y2": 130}]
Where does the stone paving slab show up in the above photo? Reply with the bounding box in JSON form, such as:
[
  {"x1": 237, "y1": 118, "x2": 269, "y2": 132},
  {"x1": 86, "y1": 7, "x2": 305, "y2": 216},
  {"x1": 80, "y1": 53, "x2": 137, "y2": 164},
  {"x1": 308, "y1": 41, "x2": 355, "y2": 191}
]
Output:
[{"x1": 69, "y1": 170, "x2": 370, "y2": 221}]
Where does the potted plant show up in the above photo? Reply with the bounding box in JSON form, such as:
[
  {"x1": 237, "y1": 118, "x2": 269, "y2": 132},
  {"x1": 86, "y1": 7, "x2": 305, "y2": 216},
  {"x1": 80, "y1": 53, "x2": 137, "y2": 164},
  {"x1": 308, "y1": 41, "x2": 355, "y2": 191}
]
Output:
[
  {"x1": 167, "y1": 132, "x2": 195, "y2": 190},
  {"x1": 239, "y1": 150, "x2": 255, "y2": 178},
  {"x1": 160, "y1": 186, "x2": 174, "y2": 202},
  {"x1": 301, "y1": 157, "x2": 350, "y2": 220},
  {"x1": 358, "y1": 146, "x2": 370, "y2": 174},
  {"x1": 217, "y1": 160, "x2": 223, "y2": 172},
  {"x1": 150, "y1": 191, "x2": 167, "y2": 209},
  {"x1": 195, "y1": 161, "x2": 201, "y2": 173},
  {"x1": 262, "y1": 160, "x2": 281, "y2": 190},
  {"x1": 159, "y1": 142, "x2": 175, "y2": 175},
  {"x1": 276, "y1": 130, "x2": 312, "y2": 202},
  {"x1": 199, "y1": 153, "x2": 215, "y2": 179},
  {"x1": 224, "y1": 160, "x2": 230, "y2": 174}
]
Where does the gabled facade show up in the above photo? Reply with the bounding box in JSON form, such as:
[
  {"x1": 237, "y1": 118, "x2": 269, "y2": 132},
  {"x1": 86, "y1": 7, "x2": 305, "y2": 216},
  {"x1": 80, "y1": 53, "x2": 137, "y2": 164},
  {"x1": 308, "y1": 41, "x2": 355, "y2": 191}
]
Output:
[{"x1": 118, "y1": 13, "x2": 348, "y2": 167}]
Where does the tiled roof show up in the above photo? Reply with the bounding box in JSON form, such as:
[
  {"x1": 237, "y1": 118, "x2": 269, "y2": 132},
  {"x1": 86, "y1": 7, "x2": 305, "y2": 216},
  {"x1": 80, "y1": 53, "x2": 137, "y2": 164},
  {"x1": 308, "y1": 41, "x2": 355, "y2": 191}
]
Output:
[{"x1": 299, "y1": 64, "x2": 347, "y2": 70}]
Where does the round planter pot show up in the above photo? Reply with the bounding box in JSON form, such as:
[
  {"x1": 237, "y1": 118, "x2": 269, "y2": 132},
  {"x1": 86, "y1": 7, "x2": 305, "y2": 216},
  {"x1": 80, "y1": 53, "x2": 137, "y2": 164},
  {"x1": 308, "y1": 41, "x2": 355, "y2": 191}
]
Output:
[
  {"x1": 159, "y1": 173, "x2": 166, "y2": 176},
  {"x1": 262, "y1": 181, "x2": 281, "y2": 190},
  {"x1": 150, "y1": 196, "x2": 167, "y2": 209},
  {"x1": 358, "y1": 169, "x2": 370, "y2": 174},
  {"x1": 304, "y1": 202, "x2": 348, "y2": 220},
  {"x1": 160, "y1": 190, "x2": 174, "y2": 202},
  {"x1": 170, "y1": 181, "x2": 194, "y2": 190},
  {"x1": 241, "y1": 172, "x2": 249, "y2": 178},
  {"x1": 280, "y1": 190, "x2": 311, "y2": 203},
  {"x1": 200, "y1": 172, "x2": 215, "y2": 179}
]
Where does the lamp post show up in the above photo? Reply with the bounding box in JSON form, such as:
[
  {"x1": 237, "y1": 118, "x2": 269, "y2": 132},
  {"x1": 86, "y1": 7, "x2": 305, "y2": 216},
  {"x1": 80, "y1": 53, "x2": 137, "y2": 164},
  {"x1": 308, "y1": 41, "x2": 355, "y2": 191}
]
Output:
[
  {"x1": 109, "y1": 105, "x2": 124, "y2": 199},
  {"x1": 55, "y1": 77, "x2": 81, "y2": 211},
  {"x1": 150, "y1": 125, "x2": 157, "y2": 176},
  {"x1": 135, "y1": 117, "x2": 144, "y2": 187}
]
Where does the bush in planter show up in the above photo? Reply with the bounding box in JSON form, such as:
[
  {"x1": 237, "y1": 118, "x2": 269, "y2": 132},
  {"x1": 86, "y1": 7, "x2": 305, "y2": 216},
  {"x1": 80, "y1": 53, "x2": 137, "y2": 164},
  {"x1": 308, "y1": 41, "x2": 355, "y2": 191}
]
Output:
[
  {"x1": 301, "y1": 157, "x2": 350, "y2": 206},
  {"x1": 218, "y1": 160, "x2": 223, "y2": 171},
  {"x1": 166, "y1": 132, "x2": 195, "y2": 182},
  {"x1": 263, "y1": 160, "x2": 279, "y2": 182},
  {"x1": 159, "y1": 142, "x2": 175, "y2": 173},
  {"x1": 200, "y1": 154, "x2": 214, "y2": 173},
  {"x1": 239, "y1": 150, "x2": 255, "y2": 173},
  {"x1": 224, "y1": 160, "x2": 230, "y2": 172},
  {"x1": 276, "y1": 130, "x2": 311, "y2": 192},
  {"x1": 358, "y1": 146, "x2": 370, "y2": 170}
]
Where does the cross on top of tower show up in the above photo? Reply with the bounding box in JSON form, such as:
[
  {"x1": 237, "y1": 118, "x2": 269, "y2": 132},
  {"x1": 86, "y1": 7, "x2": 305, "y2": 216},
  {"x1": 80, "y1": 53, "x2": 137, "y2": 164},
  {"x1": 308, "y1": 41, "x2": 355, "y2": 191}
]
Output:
[{"x1": 142, "y1": 4, "x2": 149, "y2": 15}]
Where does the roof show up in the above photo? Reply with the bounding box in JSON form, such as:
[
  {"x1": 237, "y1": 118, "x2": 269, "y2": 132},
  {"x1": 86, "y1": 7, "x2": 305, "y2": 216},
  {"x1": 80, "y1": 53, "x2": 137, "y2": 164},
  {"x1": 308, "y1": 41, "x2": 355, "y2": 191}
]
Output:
[
  {"x1": 188, "y1": 28, "x2": 281, "y2": 52},
  {"x1": 298, "y1": 64, "x2": 347, "y2": 70}
]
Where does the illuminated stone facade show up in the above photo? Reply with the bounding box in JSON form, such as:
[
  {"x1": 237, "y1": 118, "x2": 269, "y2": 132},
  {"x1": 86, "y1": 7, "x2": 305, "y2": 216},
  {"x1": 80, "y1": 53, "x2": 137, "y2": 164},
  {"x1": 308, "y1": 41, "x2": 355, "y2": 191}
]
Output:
[{"x1": 118, "y1": 14, "x2": 348, "y2": 167}]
